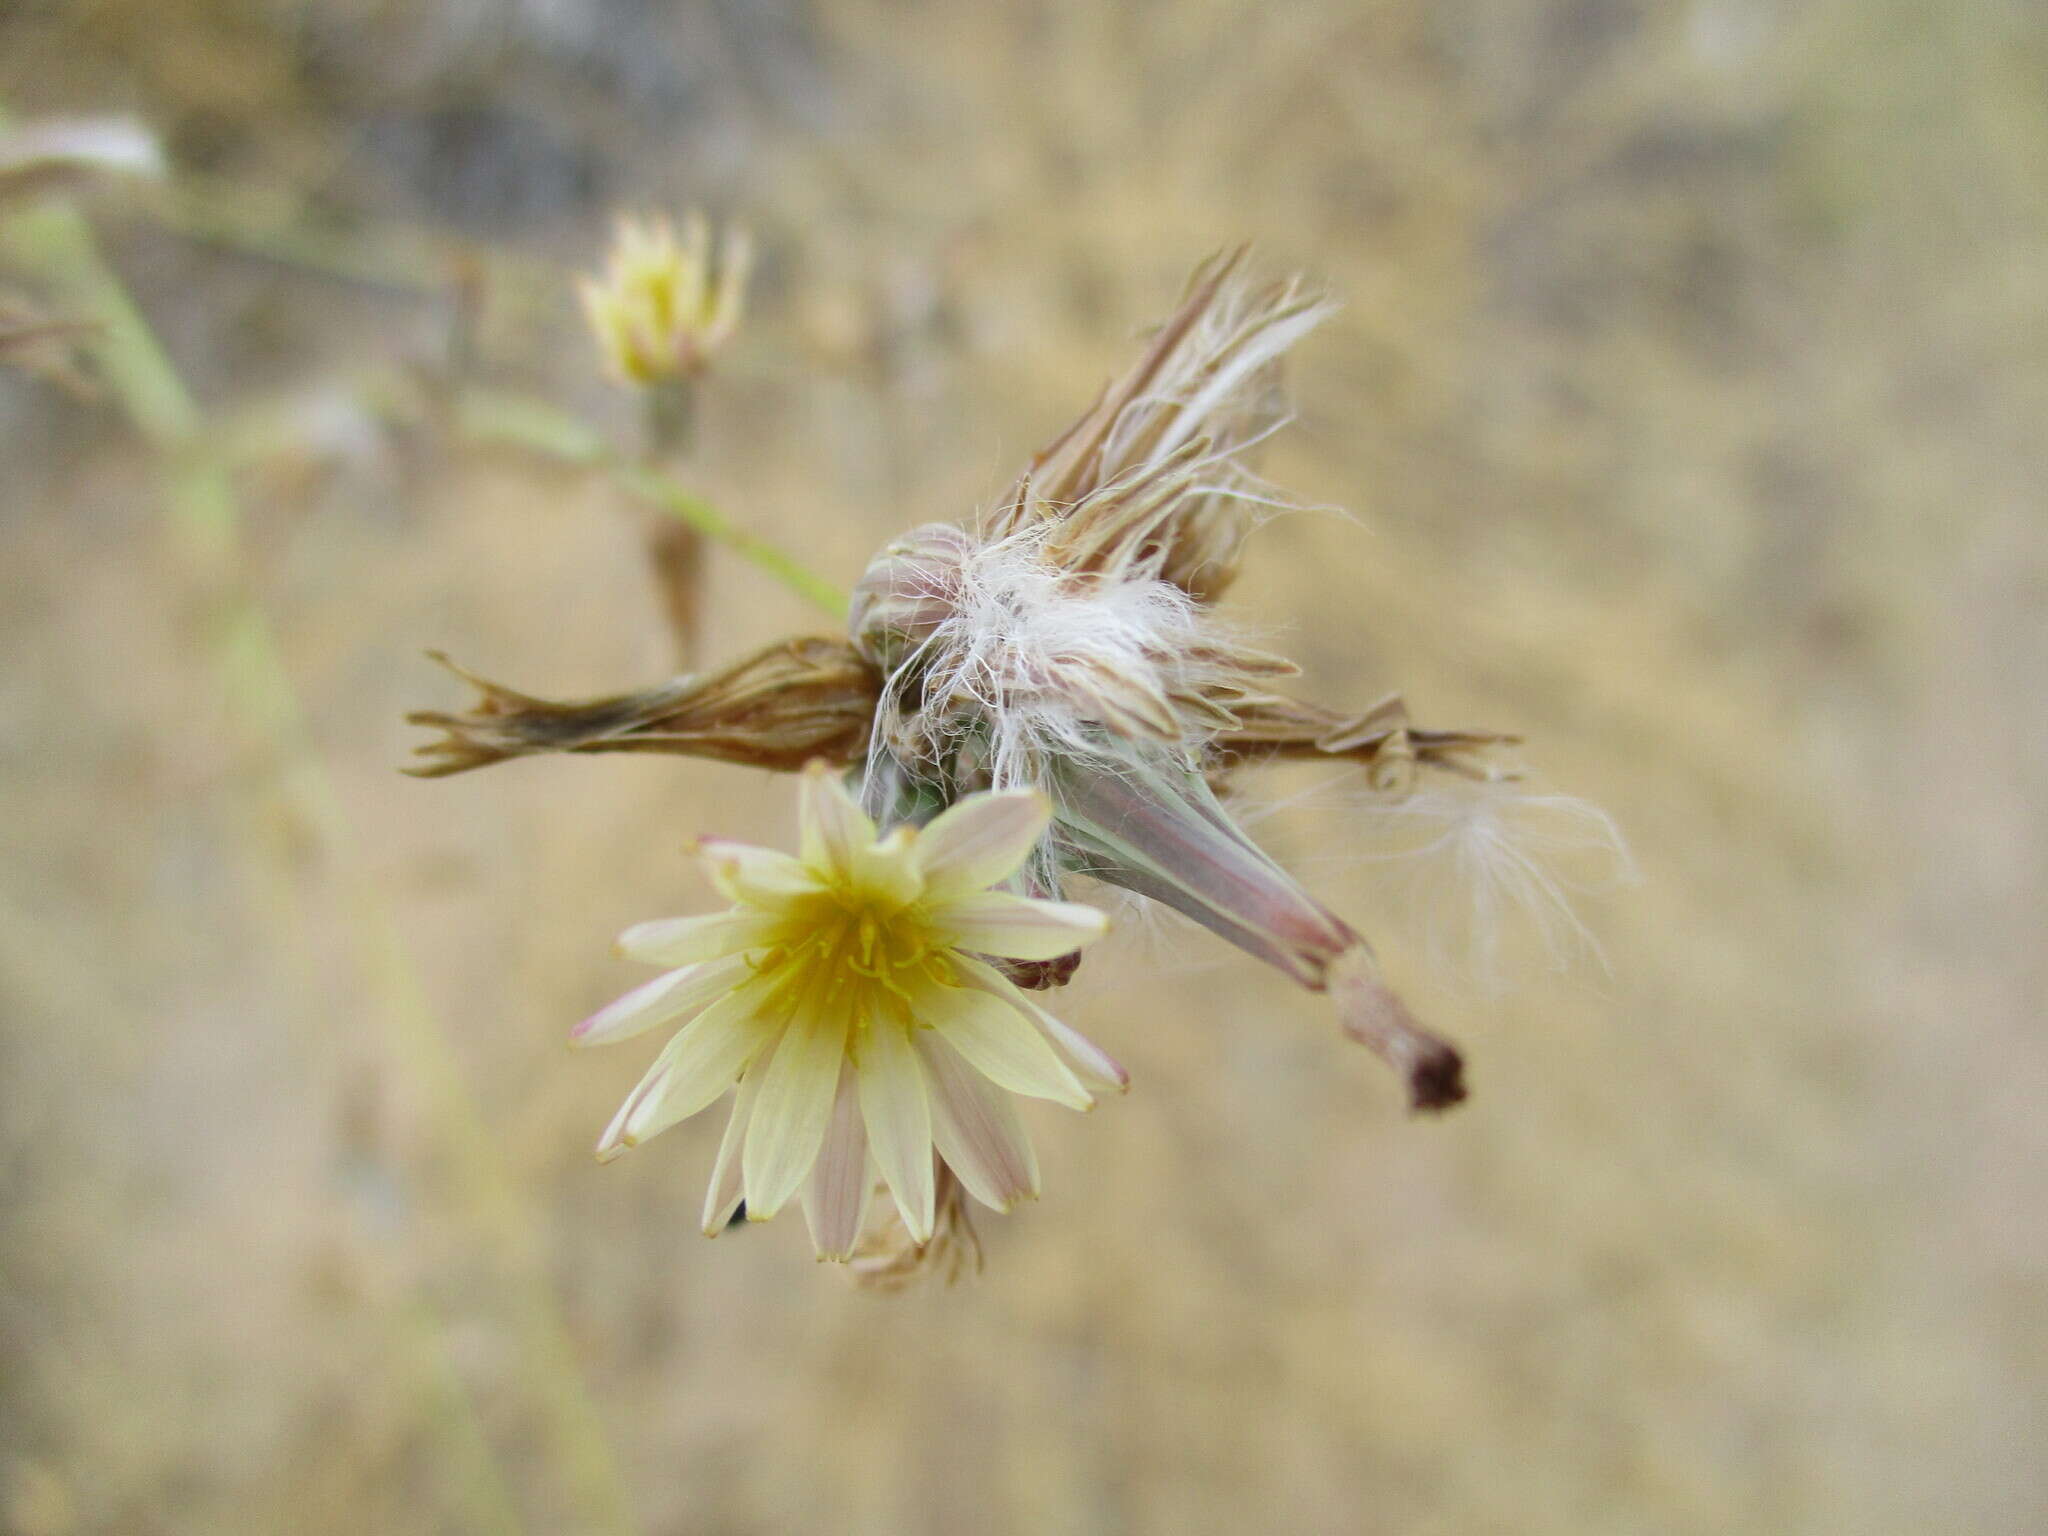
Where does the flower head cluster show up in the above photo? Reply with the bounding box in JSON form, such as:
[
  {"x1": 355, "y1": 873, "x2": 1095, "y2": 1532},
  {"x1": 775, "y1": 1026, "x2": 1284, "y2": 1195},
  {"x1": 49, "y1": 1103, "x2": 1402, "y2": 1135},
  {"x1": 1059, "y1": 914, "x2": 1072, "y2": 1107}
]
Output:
[
  {"x1": 576, "y1": 763, "x2": 1121, "y2": 1259},
  {"x1": 577, "y1": 211, "x2": 751, "y2": 387},
  {"x1": 413, "y1": 246, "x2": 1612, "y2": 1277}
]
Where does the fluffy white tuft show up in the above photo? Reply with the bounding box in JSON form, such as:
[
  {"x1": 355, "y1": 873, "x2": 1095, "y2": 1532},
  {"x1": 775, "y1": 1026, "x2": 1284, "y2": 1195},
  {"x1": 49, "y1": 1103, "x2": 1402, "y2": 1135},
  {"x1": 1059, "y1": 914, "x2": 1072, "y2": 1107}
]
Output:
[
  {"x1": 1102, "y1": 275, "x2": 1335, "y2": 474},
  {"x1": 1339, "y1": 782, "x2": 1637, "y2": 992},
  {"x1": 1092, "y1": 279, "x2": 1342, "y2": 577},
  {"x1": 878, "y1": 520, "x2": 1230, "y2": 790}
]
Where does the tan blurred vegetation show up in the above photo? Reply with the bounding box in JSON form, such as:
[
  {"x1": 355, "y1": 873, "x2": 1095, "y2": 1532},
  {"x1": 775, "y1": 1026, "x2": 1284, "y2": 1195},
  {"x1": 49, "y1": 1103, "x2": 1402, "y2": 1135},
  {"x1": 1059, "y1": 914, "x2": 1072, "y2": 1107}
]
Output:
[{"x1": 4, "y1": 1, "x2": 2045, "y2": 1532}]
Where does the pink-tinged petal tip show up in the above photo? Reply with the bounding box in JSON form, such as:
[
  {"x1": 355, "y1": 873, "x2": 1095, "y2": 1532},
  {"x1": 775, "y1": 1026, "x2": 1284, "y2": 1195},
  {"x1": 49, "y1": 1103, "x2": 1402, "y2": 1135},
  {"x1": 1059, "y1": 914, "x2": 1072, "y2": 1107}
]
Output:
[{"x1": 913, "y1": 789, "x2": 1053, "y2": 896}]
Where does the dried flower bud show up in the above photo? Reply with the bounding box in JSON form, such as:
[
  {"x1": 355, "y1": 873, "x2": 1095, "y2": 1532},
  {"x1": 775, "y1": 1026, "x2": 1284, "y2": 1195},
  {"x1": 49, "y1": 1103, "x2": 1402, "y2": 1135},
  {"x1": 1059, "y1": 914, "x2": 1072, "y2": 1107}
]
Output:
[
  {"x1": 848, "y1": 521, "x2": 974, "y2": 676},
  {"x1": 577, "y1": 211, "x2": 752, "y2": 387},
  {"x1": 849, "y1": 1166, "x2": 985, "y2": 1290},
  {"x1": 1050, "y1": 747, "x2": 1466, "y2": 1112},
  {"x1": 404, "y1": 636, "x2": 878, "y2": 777}
]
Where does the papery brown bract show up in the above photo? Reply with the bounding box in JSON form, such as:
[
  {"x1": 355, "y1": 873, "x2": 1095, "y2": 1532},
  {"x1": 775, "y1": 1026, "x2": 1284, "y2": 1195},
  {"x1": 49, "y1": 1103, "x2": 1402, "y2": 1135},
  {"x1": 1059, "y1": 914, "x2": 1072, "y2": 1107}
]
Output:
[{"x1": 404, "y1": 637, "x2": 879, "y2": 777}]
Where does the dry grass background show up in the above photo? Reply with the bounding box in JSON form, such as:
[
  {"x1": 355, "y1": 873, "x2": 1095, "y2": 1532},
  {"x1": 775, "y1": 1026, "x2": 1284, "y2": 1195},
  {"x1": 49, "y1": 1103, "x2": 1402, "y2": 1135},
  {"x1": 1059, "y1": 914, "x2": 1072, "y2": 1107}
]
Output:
[{"x1": 4, "y1": 1, "x2": 2045, "y2": 1532}]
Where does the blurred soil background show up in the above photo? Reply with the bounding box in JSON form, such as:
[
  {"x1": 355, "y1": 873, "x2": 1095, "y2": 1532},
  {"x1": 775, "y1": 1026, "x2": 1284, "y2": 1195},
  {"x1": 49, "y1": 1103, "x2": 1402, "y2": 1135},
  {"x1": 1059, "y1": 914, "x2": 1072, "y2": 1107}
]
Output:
[{"x1": 3, "y1": 1, "x2": 2045, "y2": 1532}]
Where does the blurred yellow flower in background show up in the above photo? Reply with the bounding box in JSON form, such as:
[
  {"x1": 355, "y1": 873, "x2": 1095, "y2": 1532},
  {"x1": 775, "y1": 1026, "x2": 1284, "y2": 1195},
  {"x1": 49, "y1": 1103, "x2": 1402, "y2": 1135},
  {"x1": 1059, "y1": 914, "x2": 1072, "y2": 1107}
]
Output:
[{"x1": 576, "y1": 210, "x2": 751, "y2": 386}]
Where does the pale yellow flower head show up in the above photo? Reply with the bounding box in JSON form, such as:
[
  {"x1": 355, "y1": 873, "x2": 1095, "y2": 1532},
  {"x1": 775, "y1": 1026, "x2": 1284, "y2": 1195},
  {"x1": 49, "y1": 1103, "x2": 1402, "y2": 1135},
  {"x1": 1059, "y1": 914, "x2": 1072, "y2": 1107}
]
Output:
[
  {"x1": 577, "y1": 211, "x2": 752, "y2": 387},
  {"x1": 576, "y1": 764, "x2": 1122, "y2": 1260}
]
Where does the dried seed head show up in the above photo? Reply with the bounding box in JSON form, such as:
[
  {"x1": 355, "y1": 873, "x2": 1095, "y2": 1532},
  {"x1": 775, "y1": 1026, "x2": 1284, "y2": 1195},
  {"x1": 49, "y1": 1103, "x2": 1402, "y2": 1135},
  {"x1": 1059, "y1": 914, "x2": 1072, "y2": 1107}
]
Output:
[
  {"x1": 851, "y1": 251, "x2": 1336, "y2": 808},
  {"x1": 833, "y1": 254, "x2": 1506, "y2": 1105},
  {"x1": 859, "y1": 515, "x2": 1289, "y2": 806},
  {"x1": 989, "y1": 245, "x2": 1336, "y2": 602}
]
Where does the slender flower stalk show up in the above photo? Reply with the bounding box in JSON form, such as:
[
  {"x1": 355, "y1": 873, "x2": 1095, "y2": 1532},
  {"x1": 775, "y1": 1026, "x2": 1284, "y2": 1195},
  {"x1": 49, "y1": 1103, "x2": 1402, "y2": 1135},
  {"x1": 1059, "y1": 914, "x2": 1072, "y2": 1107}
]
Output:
[
  {"x1": 575, "y1": 210, "x2": 755, "y2": 665},
  {"x1": 576, "y1": 764, "x2": 1123, "y2": 1259}
]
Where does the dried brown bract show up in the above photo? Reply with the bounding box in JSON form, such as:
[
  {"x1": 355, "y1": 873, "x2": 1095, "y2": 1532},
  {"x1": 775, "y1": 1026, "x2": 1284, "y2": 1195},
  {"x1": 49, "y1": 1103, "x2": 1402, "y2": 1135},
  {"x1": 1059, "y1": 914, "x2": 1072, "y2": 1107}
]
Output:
[
  {"x1": 404, "y1": 637, "x2": 879, "y2": 777},
  {"x1": 848, "y1": 1167, "x2": 986, "y2": 1291}
]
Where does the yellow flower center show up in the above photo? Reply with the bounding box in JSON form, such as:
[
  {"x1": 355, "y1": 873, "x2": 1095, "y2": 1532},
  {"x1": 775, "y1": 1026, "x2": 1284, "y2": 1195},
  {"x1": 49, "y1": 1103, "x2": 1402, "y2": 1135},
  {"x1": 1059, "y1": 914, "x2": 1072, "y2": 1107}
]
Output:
[{"x1": 753, "y1": 884, "x2": 958, "y2": 1058}]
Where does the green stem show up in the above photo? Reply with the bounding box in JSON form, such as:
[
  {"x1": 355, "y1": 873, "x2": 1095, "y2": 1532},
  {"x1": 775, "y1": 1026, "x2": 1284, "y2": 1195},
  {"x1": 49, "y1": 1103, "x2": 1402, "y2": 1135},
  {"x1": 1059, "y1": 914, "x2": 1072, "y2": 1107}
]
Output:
[{"x1": 460, "y1": 387, "x2": 851, "y2": 620}]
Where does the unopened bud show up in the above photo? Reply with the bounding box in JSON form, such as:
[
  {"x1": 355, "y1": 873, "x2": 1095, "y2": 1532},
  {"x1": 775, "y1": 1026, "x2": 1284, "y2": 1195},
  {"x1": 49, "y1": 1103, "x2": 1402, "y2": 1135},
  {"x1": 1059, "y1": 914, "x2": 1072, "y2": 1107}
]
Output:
[
  {"x1": 848, "y1": 521, "x2": 974, "y2": 675},
  {"x1": 578, "y1": 211, "x2": 751, "y2": 387}
]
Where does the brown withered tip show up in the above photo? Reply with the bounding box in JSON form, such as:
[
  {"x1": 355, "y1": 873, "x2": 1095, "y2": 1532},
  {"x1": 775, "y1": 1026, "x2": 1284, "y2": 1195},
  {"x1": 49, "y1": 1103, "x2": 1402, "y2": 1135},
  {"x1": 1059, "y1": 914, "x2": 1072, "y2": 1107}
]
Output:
[
  {"x1": 1327, "y1": 949, "x2": 1469, "y2": 1115},
  {"x1": 1405, "y1": 1042, "x2": 1467, "y2": 1114}
]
